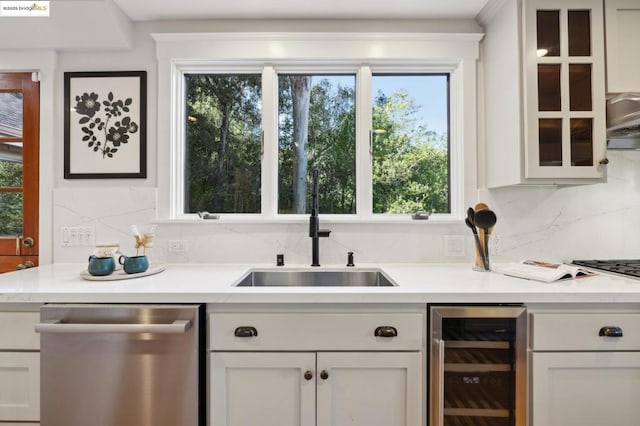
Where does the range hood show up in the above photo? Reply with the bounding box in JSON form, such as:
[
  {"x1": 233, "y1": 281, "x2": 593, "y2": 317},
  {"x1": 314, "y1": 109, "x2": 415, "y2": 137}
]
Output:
[{"x1": 607, "y1": 93, "x2": 640, "y2": 150}]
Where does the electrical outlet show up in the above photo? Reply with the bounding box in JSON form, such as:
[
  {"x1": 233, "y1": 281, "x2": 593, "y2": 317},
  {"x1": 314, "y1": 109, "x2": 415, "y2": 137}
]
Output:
[
  {"x1": 443, "y1": 235, "x2": 466, "y2": 258},
  {"x1": 168, "y1": 240, "x2": 188, "y2": 253}
]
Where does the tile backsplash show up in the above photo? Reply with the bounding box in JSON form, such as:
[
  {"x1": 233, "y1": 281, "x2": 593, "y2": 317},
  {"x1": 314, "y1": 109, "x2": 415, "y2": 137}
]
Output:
[{"x1": 53, "y1": 151, "x2": 640, "y2": 265}]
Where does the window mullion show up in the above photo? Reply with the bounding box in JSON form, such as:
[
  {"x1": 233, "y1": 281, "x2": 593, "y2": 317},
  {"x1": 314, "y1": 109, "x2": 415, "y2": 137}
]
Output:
[
  {"x1": 356, "y1": 65, "x2": 373, "y2": 217},
  {"x1": 261, "y1": 66, "x2": 278, "y2": 218}
]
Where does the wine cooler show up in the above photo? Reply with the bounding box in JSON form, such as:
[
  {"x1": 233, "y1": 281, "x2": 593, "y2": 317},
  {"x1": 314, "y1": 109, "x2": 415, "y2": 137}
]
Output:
[{"x1": 429, "y1": 306, "x2": 526, "y2": 426}]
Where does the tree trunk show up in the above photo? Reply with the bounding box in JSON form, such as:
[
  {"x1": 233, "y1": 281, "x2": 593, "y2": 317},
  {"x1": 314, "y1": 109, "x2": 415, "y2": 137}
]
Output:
[
  {"x1": 290, "y1": 75, "x2": 312, "y2": 214},
  {"x1": 212, "y1": 102, "x2": 229, "y2": 212}
]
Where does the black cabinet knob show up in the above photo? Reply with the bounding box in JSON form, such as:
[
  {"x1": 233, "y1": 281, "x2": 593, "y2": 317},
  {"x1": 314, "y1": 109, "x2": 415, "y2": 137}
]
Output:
[
  {"x1": 304, "y1": 370, "x2": 313, "y2": 381},
  {"x1": 320, "y1": 370, "x2": 329, "y2": 380}
]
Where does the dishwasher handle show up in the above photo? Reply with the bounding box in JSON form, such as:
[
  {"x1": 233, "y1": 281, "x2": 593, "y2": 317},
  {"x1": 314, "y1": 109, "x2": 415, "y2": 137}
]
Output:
[{"x1": 35, "y1": 319, "x2": 192, "y2": 334}]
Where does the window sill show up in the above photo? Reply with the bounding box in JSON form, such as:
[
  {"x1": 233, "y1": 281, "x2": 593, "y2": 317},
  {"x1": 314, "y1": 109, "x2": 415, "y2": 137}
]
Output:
[{"x1": 152, "y1": 215, "x2": 463, "y2": 225}]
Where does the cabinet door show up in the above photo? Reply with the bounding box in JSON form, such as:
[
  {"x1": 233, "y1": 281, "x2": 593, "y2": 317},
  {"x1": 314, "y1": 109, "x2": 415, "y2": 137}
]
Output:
[
  {"x1": 524, "y1": 0, "x2": 606, "y2": 179},
  {"x1": 605, "y1": 0, "x2": 640, "y2": 92},
  {"x1": 0, "y1": 353, "x2": 39, "y2": 422},
  {"x1": 316, "y1": 352, "x2": 422, "y2": 426},
  {"x1": 532, "y1": 352, "x2": 640, "y2": 426},
  {"x1": 210, "y1": 352, "x2": 316, "y2": 426}
]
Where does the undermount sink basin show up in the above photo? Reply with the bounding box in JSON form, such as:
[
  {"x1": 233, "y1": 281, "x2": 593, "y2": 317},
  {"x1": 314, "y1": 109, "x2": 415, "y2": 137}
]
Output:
[{"x1": 235, "y1": 269, "x2": 397, "y2": 287}]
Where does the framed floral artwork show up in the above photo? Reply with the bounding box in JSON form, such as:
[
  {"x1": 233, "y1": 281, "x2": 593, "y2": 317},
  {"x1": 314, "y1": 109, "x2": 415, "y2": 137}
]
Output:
[{"x1": 64, "y1": 71, "x2": 147, "y2": 179}]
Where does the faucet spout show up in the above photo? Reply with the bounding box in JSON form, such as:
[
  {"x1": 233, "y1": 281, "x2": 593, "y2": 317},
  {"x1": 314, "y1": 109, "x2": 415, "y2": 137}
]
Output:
[{"x1": 309, "y1": 169, "x2": 331, "y2": 267}]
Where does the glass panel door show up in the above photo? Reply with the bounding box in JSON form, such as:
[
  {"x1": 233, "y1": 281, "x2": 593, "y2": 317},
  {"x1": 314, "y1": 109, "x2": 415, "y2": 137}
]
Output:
[
  {"x1": 0, "y1": 94, "x2": 24, "y2": 238},
  {"x1": 528, "y1": 1, "x2": 604, "y2": 178},
  {"x1": 430, "y1": 307, "x2": 527, "y2": 426},
  {"x1": 0, "y1": 73, "x2": 39, "y2": 272}
]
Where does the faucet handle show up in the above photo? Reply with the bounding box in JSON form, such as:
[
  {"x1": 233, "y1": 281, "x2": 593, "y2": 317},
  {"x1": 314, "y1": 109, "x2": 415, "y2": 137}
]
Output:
[{"x1": 318, "y1": 230, "x2": 331, "y2": 238}]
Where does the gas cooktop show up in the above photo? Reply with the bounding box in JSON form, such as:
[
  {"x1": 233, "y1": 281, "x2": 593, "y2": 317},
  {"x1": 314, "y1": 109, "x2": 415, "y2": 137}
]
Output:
[{"x1": 572, "y1": 260, "x2": 640, "y2": 278}]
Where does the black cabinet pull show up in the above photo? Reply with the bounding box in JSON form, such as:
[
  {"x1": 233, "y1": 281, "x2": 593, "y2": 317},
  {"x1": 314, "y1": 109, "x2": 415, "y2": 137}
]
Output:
[
  {"x1": 599, "y1": 326, "x2": 623, "y2": 337},
  {"x1": 304, "y1": 370, "x2": 313, "y2": 381},
  {"x1": 320, "y1": 370, "x2": 329, "y2": 380},
  {"x1": 375, "y1": 326, "x2": 398, "y2": 338},
  {"x1": 234, "y1": 326, "x2": 258, "y2": 337}
]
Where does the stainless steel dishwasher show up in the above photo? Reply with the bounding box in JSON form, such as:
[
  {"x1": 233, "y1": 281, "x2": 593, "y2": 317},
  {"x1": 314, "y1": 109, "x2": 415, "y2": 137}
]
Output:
[{"x1": 35, "y1": 304, "x2": 204, "y2": 426}]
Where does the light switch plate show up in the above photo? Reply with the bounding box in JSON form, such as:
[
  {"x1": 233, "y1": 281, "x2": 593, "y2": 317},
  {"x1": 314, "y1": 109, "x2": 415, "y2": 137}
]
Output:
[{"x1": 60, "y1": 226, "x2": 95, "y2": 247}]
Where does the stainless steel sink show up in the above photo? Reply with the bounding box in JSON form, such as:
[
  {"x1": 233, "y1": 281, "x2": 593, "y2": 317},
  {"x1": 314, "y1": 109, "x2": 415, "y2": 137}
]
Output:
[{"x1": 235, "y1": 269, "x2": 396, "y2": 287}]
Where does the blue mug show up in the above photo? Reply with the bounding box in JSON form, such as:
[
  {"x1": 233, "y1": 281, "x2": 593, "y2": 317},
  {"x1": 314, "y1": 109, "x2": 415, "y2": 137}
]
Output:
[
  {"x1": 88, "y1": 255, "x2": 115, "y2": 276},
  {"x1": 119, "y1": 255, "x2": 149, "y2": 274}
]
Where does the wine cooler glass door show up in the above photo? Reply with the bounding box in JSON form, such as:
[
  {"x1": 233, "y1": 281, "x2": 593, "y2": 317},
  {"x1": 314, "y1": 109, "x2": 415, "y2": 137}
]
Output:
[{"x1": 430, "y1": 306, "x2": 527, "y2": 426}]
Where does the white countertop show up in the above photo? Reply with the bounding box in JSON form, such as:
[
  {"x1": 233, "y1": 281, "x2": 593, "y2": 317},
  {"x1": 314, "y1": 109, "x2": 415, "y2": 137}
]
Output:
[{"x1": 1, "y1": 262, "x2": 640, "y2": 304}]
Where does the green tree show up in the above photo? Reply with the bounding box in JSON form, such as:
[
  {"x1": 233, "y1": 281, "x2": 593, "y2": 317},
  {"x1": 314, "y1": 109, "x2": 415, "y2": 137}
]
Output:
[
  {"x1": 372, "y1": 90, "x2": 449, "y2": 214},
  {"x1": 185, "y1": 74, "x2": 448, "y2": 215},
  {"x1": 279, "y1": 76, "x2": 356, "y2": 214},
  {"x1": 289, "y1": 75, "x2": 312, "y2": 214},
  {"x1": 185, "y1": 74, "x2": 262, "y2": 213},
  {"x1": 0, "y1": 160, "x2": 23, "y2": 235}
]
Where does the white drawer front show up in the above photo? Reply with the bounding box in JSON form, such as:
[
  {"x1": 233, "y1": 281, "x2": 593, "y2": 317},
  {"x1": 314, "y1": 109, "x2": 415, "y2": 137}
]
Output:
[
  {"x1": 0, "y1": 313, "x2": 39, "y2": 350},
  {"x1": 0, "y1": 352, "x2": 39, "y2": 422},
  {"x1": 0, "y1": 423, "x2": 39, "y2": 425},
  {"x1": 531, "y1": 313, "x2": 640, "y2": 351},
  {"x1": 209, "y1": 313, "x2": 423, "y2": 351}
]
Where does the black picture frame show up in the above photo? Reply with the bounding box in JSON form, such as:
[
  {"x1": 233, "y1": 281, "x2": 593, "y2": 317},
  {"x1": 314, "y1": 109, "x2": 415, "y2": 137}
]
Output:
[{"x1": 64, "y1": 71, "x2": 147, "y2": 179}]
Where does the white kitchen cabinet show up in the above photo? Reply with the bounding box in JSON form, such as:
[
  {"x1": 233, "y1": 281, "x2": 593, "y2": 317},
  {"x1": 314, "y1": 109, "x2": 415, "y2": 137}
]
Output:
[
  {"x1": 532, "y1": 352, "x2": 640, "y2": 426},
  {"x1": 208, "y1": 307, "x2": 425, "y2": 426},
  {"x1": 0, "y1": 353, "x2": 39, "y2": 422},
  {"x1": 211, "y1": 351, "x2": 421, "y2": 426},
  {"x1": 316, "y1": 352, "x2": 421, "y2": 426},
  {"x1": 605, "y1": 0, "x2": 640, "y2": 92},
  {"x1": 210, "y1": 352, "x2": 316, "y2": 426},
  {"x1": 0, "y1": 309, "x2": 40, "y2": 423},
  {"x1": 530, "y1": 311, "x2": 640, "y2": 426},
  {"x1": 482, "y1": 0, "x2": 607, "y2": 188}
]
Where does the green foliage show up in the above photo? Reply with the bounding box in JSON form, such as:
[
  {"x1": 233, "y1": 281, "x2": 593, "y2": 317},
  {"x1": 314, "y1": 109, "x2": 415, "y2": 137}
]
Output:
[
  {"x1": 278, "y1": 77, "x2": 356, "y2": 214},
  {"x1": 185, "y1": 74, "x2": 262, "y2": 213},
  {"x1": 184, "y1": 74, "x2": 449, "y2": 215},
  {"x1": 0, "y1": 160, "x2": 23, "y2": 235},
  {"x1": 372, "y1": 90, "x2": 449, "y2": 214}
]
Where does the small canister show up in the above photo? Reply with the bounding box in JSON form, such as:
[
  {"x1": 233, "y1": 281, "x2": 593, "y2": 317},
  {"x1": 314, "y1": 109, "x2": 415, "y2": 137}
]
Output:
[{"x1": 94, "y1": 242, "x2": 122, "y2": 270}]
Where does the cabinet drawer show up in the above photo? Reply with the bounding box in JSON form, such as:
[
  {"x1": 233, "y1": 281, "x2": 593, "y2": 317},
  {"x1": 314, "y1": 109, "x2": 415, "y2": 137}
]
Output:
[
  {"x1": 0, "y1": 312, "x2": 39, "y2": 350},
  {"x1": 209, "y1": 313, "x2": 423, "y2": 351},
  {"x1": 531, "y1": 313, "x2": 640, "y2": 351}
]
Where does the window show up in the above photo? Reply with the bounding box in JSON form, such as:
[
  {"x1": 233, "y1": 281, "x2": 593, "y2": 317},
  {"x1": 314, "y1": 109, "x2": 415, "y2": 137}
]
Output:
[
  {"x1": 371, "y1": 74, "x2": 450, "y2": 214},
  {"x1": 184, "y1": 73, "x2": 262, "y2": 213},
  {"x1": 181, "y1": 69, "x2": 450, "y2": 217},
  {"x1": 0, "y1": 92, "x2": 23, "y2": 235},
  {"x1": 157, "y1": 32, "x2": 481, "y2": 220},
  {"x1": 278, "y1": 74, "x2": 356, "y2": 214}
]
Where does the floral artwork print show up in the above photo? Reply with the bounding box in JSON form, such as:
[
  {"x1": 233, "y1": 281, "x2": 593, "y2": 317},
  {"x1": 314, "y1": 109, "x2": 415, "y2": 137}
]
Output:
[
  {"x1": 73, "y1": 91, "x2": 139, "y2": 159},
  {"x1": 64, "y1": 71, "x2": 147, "y2": 179}
]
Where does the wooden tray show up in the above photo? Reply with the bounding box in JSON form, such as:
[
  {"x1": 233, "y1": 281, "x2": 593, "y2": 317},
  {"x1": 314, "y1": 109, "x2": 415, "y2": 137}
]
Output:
[{"x1": 80, "y1": 264, "x2": 166, "y2": 281}]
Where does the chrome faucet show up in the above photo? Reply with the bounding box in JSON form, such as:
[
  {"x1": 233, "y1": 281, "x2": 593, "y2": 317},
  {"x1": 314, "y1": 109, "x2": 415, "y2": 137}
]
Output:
[{"x1": 309, "y1": 169, "x2": 331, "y2": 267}]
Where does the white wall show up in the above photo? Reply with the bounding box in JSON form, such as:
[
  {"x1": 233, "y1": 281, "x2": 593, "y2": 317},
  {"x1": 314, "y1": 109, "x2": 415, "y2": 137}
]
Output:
[{"x1": 6, "y1": 16, "x2": 640, "y2": 266}]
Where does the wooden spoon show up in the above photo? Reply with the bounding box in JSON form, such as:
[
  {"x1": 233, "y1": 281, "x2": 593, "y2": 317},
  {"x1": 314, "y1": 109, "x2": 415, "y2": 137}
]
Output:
[
  {"x1": 474, "y1": 209, "x2": 497, "y2": 270},
  {"x1": 474, "y1": 203, "x2": 490, "y2": 264}
]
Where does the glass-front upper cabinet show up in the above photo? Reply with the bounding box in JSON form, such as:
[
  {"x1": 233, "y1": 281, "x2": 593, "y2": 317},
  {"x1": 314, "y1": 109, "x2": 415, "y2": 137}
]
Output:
[{"x1": 524, "y1": 0, "x2": 606, "y2": 180}]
